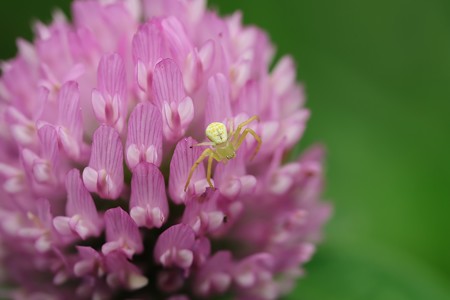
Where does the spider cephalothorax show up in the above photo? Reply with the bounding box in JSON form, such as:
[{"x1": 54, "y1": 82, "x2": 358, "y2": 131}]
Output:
[{"x1": 184, "y1": 115, "x2": 262, "y2": 191}]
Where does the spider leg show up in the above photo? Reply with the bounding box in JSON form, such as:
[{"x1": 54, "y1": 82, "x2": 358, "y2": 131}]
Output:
[
  {"x1": 234, "y1": 128, "x2": 262, "y2": 160},
  {"x1": 184, "y1": 148, "x2": 213, "y2": 192},
  {"x1": 206, "y1": 151, "x2": 218, "y2": 188},
  {"x1": 227, "y1": 118, "x2": 234, "y2": 137},
  {"x1": 232, "y1": 115, "x2": 260, "y2": 142},
  {"x1": 190, "y1": 141, "x2": 215, "y2": 148}
]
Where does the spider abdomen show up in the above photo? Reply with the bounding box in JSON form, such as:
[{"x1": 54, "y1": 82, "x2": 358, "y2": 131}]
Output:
[{"x1": 205, "y1": 122, "x2": 228, "y2": 144}]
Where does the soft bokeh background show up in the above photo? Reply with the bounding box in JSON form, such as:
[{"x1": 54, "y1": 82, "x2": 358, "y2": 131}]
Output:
[{"x1": 1, "y1": 1, "x2": 449, "y2": 299}]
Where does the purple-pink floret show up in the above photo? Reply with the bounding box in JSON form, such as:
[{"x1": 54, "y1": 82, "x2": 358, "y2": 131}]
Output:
[{"x1": 0, "y1": 0, "x2": 331, "y2": 299}]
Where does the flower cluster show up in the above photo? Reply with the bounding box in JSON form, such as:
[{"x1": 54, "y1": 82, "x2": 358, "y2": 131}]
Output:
[{"x1": 0, "y1": 0, "x2": 331, "y2": 299}]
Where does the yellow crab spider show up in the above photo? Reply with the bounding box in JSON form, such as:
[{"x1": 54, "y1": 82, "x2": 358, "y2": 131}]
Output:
[{"x1": 184, "y1": 115, "x2": 262, "y2": 191}]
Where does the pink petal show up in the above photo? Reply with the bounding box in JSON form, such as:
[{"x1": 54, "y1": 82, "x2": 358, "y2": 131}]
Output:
[
  {"x1": 182, "y1": 39, "x2": 215, "y2": 93},
  {"x1": 72, "y1": 0, "x2": 136, "y2": 54},
  {"x1": 82, "y1": 125, "x2": 123, "y2": 199},
  {"x1": 37, "y1": 124, "x2": 59, "y2": 164},
  {"x1": 126, "y1": 103, "x2": 163, "y2": 169},
  {"x1": 67, "y1": 27, "x2": 101, "y2": 64},
  {"x1": 282, "y1": 109, "x2": 309, "y2": 148},
  {"x1": 93, "y1": 53, "x2": 127, "y2": 130},
  {"x1": 19, "y1": 199, "x2": 54, "y2": 252},
  {"x1": 154, "y1": 224, "x2": 195, "y2": 269},
  {"x1": 169, "y1": 137, "x2": 206, "y2": 204},
  {"x1": 229, "y1": 58, "x2": 251, "y2": 97},
  {"x1": 21, "y1": 125, "x2": 59, "y2": 186},
  {"x1": 91, "y1": 89, "x2": 107, "y2": 122},
  {"x1": 198, "y1": 40, "x2": 215, "y2": 72},
  {"x1": 130, "y1": 162, "x2": 168, "y2": 228},
  {"x1": 136, "y1": 60, "x2": 149, "y2": 92},
  {"x1": 17, "y1": 38, "x2": 38, "y2": 65},
  {"x1": 143, "y1": 0, "x2": 206, "y2": 24},
  {"x1": 57, "y1": 127, "x2": 80, "y2": 160},
  {"x1": 161, "y1": 17, "x2": 192, "y2": 63},
  {"x1": 152, "y1": 59, "x2": 194, "y2": 140},
  {"x1": 194, "y1": 251, "x2": 233, "y2": 297},
  {"x1": 236, "y1": 80, "x2": 260, "y2": 116},
  {"x1": 104, "y1": 252, "x2": 148, "y2": 290},
  {"x1": 82, "y1": 167, "x2": 98, "y2": 194},
  {"x1": 153, "y1": 58, "x2": 185, "y2": 108},
  {"x1": 74, "y1": 246, "x2": 103, "y2": 277},
  {"x1": 52, "y1": 216, "x2": 72, "y2": 236},
  {"x1": 58, "y1": 81, "x2": 82, "y2": 136},
  {"x1": 182, "y1": 189, "x2": 225, "y2": 235},
  {"x1": 102, "y1": 207, "x2": 143, "y2": 258},
  {"x1": 62, "y1": 63, "x2": 86, "y2": 83},
  {"x1": 132, "y1": 20, "x2": 164, "y2": 68},
  {"x1": 57, "y1": 81, "x2": 83, "y2": 159},
  {"x1": 65, "y1": 169, "x2": 101, "y2": 236},
  {"x1": 177, "y1": 96, "x2": 194, "y2": 128},
  {"x1": 0, "y1": 163, "x2": 24, "y2": 194},
  {"x1": 192, "y1": 237, "x2": 211, "y2": 266},
  {"x1": 157, "y1": 269, "x2": 185, "y2": 293},
  {"x1": 271, "y1": 55, "x2": 296, "y2": 97},
  {"x1": 205, "y1": 73, "x2": 233, "y2": 126},
  {"x1": 132, "y1": 19, "x2": 165, "y2": 94},
  {"x1": 214, "y1": 150, "x2": 256, "y2": 199}
]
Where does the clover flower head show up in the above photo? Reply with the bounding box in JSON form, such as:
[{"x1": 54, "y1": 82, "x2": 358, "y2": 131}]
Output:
[{"x1": 0, "y1": 0, "x2": 331, "y2": 299}]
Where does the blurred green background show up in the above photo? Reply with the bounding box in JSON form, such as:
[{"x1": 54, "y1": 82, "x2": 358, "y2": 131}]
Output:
[{"x1": 1, "y1": 0, "x2": 449, "y2": 299}]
